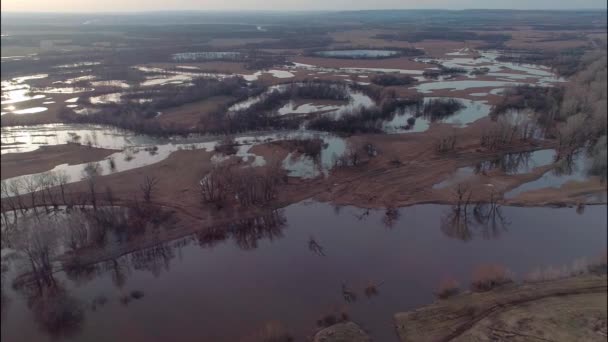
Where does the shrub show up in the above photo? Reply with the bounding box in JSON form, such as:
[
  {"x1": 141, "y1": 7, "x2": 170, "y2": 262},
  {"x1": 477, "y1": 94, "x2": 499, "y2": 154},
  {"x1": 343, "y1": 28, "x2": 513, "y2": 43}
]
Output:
[
  {"x1": 435, "y1": 278, "x2": 461, "y2": 299},
  {"x1": 470, "y1": 264, "x2": 513, "y2": 292},
  {"x1": 588, "y1": 250, "x2": 608, "y2": 275},
  {"x1": 214, "y1": 135, "x2": 238, "y2": 155},
  {"x1": 470, "y1": 67, "x2": 490, "y2": 76}
]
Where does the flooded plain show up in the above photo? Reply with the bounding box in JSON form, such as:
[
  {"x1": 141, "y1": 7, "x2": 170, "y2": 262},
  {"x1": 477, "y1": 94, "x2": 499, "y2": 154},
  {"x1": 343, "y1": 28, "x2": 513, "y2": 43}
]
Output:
[
  {"x1": 0, "y1": 124, "x2": 348, "y2": 190},
  {"x1": 1, "y1": 202, "x2": 606, "y2": 341}
]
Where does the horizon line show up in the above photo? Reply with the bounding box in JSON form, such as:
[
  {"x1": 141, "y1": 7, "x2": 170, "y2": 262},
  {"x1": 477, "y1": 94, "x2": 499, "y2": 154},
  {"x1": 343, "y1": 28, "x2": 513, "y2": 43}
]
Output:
[{"x1": 2, "y1": 8, "x2": 607, "y2": 15}]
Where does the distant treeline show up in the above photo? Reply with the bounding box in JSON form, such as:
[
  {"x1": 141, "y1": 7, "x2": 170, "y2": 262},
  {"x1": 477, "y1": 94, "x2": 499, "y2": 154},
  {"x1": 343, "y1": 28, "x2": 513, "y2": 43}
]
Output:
[
  {"x1": 375, "y1": 31, "x2": 511, "y2": 43},
  {"x1": 371, "y1": 74, "x2": 417, "y2": 86}
]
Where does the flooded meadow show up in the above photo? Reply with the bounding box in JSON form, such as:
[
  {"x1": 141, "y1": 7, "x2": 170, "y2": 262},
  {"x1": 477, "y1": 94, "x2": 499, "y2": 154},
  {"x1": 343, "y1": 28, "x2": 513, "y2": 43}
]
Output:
[{"x1": 2, "y1": 18, "x2": 606, "y2": 341}]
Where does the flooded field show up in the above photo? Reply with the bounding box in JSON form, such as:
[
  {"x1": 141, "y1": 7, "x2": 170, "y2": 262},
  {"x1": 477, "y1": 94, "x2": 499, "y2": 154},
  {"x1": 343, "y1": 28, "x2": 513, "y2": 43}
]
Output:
[
  {"x1": 0, "y1": 124, "x2": 348, "y2": 189},
  {"x1": 506, "y1": 151, "x2": 593, "y2": 199},
  {"x1": 1, "y1": 202, "x2": 606, "y2": 341},
  {"x1": 2, "y1": 11, "x2": 607, "y2": 342}
]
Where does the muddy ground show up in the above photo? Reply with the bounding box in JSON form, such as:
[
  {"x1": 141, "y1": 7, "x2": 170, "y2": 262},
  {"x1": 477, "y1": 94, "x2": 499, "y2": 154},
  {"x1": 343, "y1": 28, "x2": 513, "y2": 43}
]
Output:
[
  {"x1": 394, "y1": 275, "x2": 607, "y2": 342},
  {"x1": 1, "y1": 144, "x2": 118, "y2": 180}
]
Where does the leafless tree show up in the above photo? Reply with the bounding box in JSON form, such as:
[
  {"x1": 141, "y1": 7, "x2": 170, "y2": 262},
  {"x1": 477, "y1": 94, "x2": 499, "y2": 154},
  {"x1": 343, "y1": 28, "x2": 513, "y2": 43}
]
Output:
[
  {"x1": 140, "y1": 176, "x2": 159, "y2": 203},
  {"x1": 1, "y1": 180, "x2": 19, "y2": 224},
  {"x1": 200, "y1": 165, "x2": 231, "y2": 208},
  {"x1": 55, "y1": 171, "x2": 71, "y2": 206},
  {"x1": 64, "y1": 211, "x2": 89, "y2": 252},
  {"x1": 104, "y1": 186, "x2": 115, "y2": 207},
  {"x1": 8, "y1": 179, "x2": 27, "y2": 215},
  {"x1": 82, "y1": 163, "x2": 101, "y2": 210},
  {"x1": 435, "y1": 135, "x2": 457, "y2": 153},
  {"x1": 9, "y1": 216, "x2": 59, "y2": 283},
  {"x1": 23, "y1": 175, "x2": 42, "y2": 214}
]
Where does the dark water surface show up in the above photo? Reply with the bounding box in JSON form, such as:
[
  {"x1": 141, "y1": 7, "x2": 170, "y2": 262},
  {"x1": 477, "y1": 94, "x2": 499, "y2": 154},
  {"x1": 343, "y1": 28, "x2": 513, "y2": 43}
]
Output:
[{"x1": 1, "y1": 202, "x2": 606, "y2": 341}]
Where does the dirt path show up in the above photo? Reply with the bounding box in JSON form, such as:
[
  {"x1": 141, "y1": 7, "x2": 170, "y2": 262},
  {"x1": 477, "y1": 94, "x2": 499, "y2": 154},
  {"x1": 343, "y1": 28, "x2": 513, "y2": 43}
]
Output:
[{"x1": 394, "y1": 276, "x2": 608, "y2": 342}]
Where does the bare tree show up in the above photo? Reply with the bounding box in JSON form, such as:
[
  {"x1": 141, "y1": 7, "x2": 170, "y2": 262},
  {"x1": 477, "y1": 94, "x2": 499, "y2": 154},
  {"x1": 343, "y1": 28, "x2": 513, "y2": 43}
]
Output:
[
  {"x1": 9, "y1": 216, "x2": 59, "y2": 283},
  {"x1": 55, "y1": 171, "x2": 71, "y2": 206},
  {"x1": 1, "y1": 180, "x2": 19, "y2": 224},
  {"x1": 104, "y1": 186, "x2": 115, "y2": 207},
  {"x1": 23, "y1": 175, "x2": 42, "y2": 214},
  {"x1": 8, "y1": 179, "x2": 27, "y2": 215},
  {"x1": 140, "y1": 176, "x2": 159, "y2": 203},
  {"x1": 435, "y1": 135, "x2": 457, "y2": 153},
  {"x1": 82, "y1": 163, "x2": 101, "y2": 210},
  {"x1": 200, "y1": 165, "x2": 231, "y2": 208}
]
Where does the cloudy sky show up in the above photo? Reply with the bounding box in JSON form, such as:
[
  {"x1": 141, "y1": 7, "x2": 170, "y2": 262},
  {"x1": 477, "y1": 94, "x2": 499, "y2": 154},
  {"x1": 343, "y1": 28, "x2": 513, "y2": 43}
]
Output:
[{"x1": 2, "y1": 0, "x2": 607, "y2": 12}]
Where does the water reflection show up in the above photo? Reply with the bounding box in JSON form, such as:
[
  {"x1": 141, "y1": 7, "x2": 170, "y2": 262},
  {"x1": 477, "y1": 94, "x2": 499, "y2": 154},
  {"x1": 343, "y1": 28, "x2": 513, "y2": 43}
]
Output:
[
  {"x1": 506, "y1": 150, "x2": 592, "y2": 199},
  {"x1": 475, "y1": 149, "x2": 557, "y2": 175},
  {"x1": 441, "y1": 189, "x2": 510, "y2": 241},
  {"x1": 1, "y1": 202, "x2": 606, "y2": 342},
  {"x1": 308, "y1": 236, "x2": 326, "y2": 256},
  {"x1": 198, "y1": 210, "x2": 287, "y2": 250},
  {"x1": 14, "y1": 276, "x2": 85, "y2": 339}
]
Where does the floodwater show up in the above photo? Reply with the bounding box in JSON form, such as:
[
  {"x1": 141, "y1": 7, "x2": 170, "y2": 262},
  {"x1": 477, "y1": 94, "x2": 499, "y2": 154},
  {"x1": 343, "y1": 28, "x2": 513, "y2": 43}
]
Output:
[
  {"x1": 478, "y1": 149, "x2": 557, "y2": 175},
  {"x1": 506, "y1": 151, "x2": 593, "y2": 199},
  {"x1": 228, "y1": 83, "x2": 374, "y2": 117},
  {"x1": 433, "y1": 149, "x2": 559, "y2": 190},
  {"x1": 1, "y1": 202, "x2": 605, "y2": 342},
  {"x1": 0, "y1": 124, "x2": 347, "y2": 192},
  {"x1": 415, "y1": 80, "x2": 521, "y2": 93},
  {"x1": 433, "y1": 167, "x2": 476, "y2": 189},
  {"x1": 314, "y1": 50, "x2": 400, "y2": 58},
  {"x1": 241, "y1": 70, "x2": 295, "y2": 81},
  {"x1": 382, "y1": 97, "x2": 491, "y2": 134}
]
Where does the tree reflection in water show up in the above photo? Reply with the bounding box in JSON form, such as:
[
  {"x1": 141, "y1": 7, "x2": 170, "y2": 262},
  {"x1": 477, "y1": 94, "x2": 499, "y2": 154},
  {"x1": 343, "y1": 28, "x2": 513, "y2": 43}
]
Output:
[
  {"x1": 46, "y1": 209, "x2": 288, "y2": 301},
  {"x1": 15, "y1": 276, "x2": 85, "y2": 339},
  {"x1": 308, "y1": 236, "x2": 326, "y2": 256},
  {"x1": 382, "y1": 207, "x2": 400, "y2": 229},
  {"x1": 552, "y1": 150, "x2": 579, "y2": 177},
  {"x1": 441, "y1": 187, "x2": 510, "y2": 241},
  {"x1": 476, "y1": 151, "x2": 534, "y2": 175},
  {"x1": 196, "y1": 210, "x2": 287, "y2": 250}
]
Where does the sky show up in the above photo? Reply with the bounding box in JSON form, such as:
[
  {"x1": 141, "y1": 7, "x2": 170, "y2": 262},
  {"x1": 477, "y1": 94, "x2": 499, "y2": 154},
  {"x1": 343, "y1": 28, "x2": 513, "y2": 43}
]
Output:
[{"x1": 1, "y1": 0, "x2": 607, "y2": 12}]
